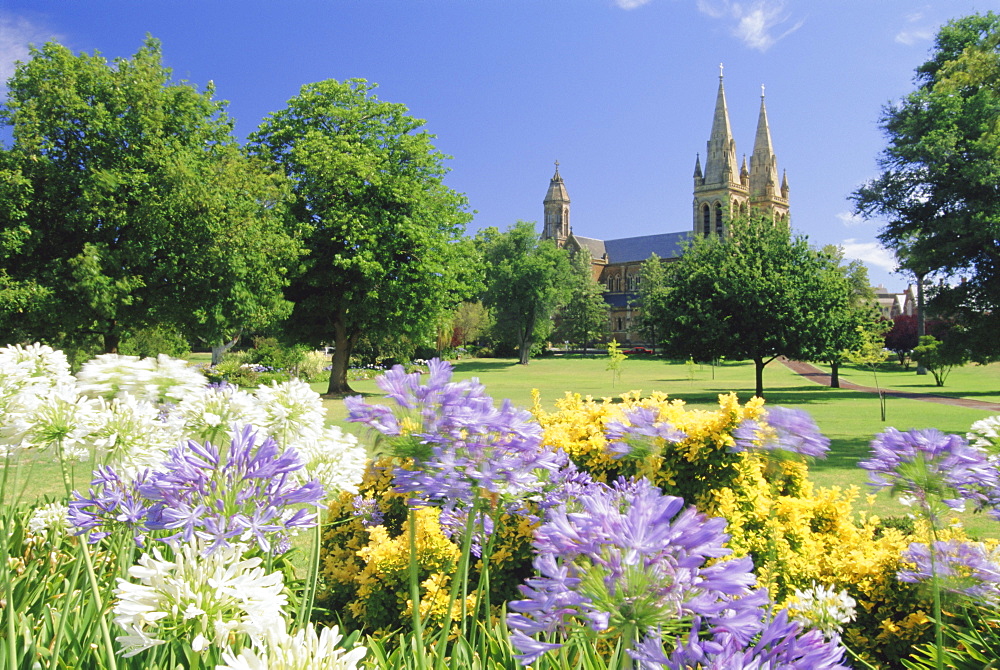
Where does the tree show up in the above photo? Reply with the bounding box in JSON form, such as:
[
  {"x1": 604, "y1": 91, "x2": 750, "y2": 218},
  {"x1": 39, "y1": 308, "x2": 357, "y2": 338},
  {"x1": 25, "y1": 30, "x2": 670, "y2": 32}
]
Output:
[
  {"x1": 637, "y1": 254, "x2": 670, "y2": 352},
  {"x1": 0, "y1": 38, "x2": 298, "y2": 357},
  {"x1": 477, "y1": 222, "x2": 571, "y2": 365},
  {"x1": 553, "y1": 249, "x2": 608, "y2": 348},
  {"x1": 646, "y1": 214, "x2": 853, "y2": 398},
  {"x1": 912, "y1": 334, "x2": 971, "y2": 387},
  {"x1": 249, "y1": 79, "x2": 477, "y2": 394},
  {"x1": 451, "y1": 302, "x2": 489, "y2": 348},
  {"x1": 852, "y1": 12, "x2": 1000, "y2": 362},
  {"x1": 810, "y1": 246, "x2": 882, "y2": 388},
  {"x1": 885, "y1": 314, "x2": 918, "y2": 367}
]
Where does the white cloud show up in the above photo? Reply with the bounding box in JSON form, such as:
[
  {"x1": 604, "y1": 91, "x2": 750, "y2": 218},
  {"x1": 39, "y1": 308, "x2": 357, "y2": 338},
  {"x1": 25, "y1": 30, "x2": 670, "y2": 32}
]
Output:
[
  {"x1": 696, "y1": 0, "x2": 804, "y2": 52},
  {"x1": 836, "y1": 211, "x2": 865, "y2": 227},
  {"x1": 0, "y1": 13, "x2": 63, "y2": 87},
  {"x1": 614, "y1": 0, "x2": 653, "y2": 8},
  {"x1": 895, "y1": 9, "x2": 935, "y2": 46},
  {"x1": 839, "y1": 239, "x2": 898, "y2": 272}
]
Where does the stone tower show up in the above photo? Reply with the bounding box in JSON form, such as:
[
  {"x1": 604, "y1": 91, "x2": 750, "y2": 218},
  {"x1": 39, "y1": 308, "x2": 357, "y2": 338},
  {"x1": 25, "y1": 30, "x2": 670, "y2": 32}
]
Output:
[
  {"x1": 749, "y1": 87, "x2": 789, "y2": 222},
  {"x1": 693, "y1": 69, "x2": 787, "y2": 236},
  {"x1": 542, "y1": 161, "x2": 571, "y2": 246},
  {"x1": 693, "y1": 67, "x2": 749, "y2": 237}
]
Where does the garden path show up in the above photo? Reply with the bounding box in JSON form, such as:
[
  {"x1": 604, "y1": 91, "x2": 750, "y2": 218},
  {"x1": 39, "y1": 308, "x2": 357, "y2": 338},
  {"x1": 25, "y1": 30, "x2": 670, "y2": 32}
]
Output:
[{"x1": 780, "y1": 357, "x2": 1000, "y2": 412}]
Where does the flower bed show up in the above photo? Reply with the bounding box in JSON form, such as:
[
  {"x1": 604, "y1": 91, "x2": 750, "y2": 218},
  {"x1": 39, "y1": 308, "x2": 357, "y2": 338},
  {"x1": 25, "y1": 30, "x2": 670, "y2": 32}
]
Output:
[{"x1": 3, "y1": 346, "x2": 1000, "y2": 668}]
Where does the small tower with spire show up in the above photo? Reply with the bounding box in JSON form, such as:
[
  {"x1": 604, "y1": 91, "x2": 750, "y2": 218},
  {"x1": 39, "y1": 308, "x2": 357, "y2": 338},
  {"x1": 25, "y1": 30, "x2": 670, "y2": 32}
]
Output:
[
  {"x1": 749, "y1": 85, "x2": 789, "y2": 223},
  {"x1": 693, "y1": 65, "x2": 750, "y2": 237},
  {"x1": 542, "y1": 160, "x2": 571, "y2": 247}
]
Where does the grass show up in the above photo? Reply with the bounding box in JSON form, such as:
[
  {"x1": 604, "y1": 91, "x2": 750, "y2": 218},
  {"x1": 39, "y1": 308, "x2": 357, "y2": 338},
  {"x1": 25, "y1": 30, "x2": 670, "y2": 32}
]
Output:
[
  {"x1": 8, "y1": 354, "x2": 999, "y2": 538},
  {"x1": 814, "y1": 359, "x2": 1000, "y2": 403}
]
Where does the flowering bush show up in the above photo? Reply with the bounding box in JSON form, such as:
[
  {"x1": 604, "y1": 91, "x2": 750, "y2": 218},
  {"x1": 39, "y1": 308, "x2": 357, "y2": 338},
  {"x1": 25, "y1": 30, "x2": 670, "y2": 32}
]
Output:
[{"x1": 0, "y1": 344, "x2": 368, "y2": 669}]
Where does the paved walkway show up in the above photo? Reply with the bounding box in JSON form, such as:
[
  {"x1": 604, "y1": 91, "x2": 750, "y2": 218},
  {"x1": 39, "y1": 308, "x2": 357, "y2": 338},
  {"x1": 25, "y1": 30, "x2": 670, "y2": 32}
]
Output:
[{"x1": 779, "y1": 357, "x2": 1000, "y2": 412}]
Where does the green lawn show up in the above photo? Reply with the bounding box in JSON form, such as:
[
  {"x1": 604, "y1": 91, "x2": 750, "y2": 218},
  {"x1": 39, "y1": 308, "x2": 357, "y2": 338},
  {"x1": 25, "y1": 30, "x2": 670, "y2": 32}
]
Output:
[{"x1": 813, "y1": 359, "x2": 1000, "y2": 404}]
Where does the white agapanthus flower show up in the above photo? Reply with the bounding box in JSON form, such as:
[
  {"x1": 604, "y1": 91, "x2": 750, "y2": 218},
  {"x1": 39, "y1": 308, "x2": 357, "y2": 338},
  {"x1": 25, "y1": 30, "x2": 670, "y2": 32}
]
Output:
[
  {"x1": 113, "y1": 541, "x2": 287, "y2": 657},
  {"x1": 0, "y1": 343, "x2": 74, "y2": 452},
  {"x1": 253, "y1": 379, "x2": 326, "y2": 448},
  {"x1": 293, "y1": 426, "x2": 367, "y2": 497},
  {"x1": 15, "y1": 383, "x2": 99, "y2": 460},
  {"x1": 968, "y1": 415, "x2": 1000, "y2": 451},
  {"x1": 88, "y1": 395, "x2": 179, "y2": 479},
  {"x1": 216, "y1": 624, "x2": 367, "y2": 670},
  {"x1": 169, "y1": 383, "x2": 264, "y2": 446},
  {"x1": 27, "y1": 502, "x2": 70, "y2": 536},
  {"x1": 0, "y1": 342, "x2": 72, "y2": 387},
  {"x1": 77, "y1": 353, "x2": 207, "y2": 404},
  {"x1": 788, "y1": 581, "x2": 857, "y2": 638}
]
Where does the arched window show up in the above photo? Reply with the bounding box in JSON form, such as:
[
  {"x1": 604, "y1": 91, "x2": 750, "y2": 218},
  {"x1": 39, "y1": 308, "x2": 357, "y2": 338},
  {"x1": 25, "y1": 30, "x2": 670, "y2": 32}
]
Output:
[
  {"x1": 702, "y1": 204, "x2": 711, "y2": 236},
  {"x1": 715, "y1": 203, "x2": 724, "y2": 236}
]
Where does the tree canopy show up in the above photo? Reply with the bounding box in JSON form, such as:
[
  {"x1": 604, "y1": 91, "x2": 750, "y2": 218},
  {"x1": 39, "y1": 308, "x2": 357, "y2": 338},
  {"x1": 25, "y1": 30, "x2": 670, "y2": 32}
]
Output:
[
  {"x1": 249, "y1": 79, "x2": 477, "y2": 394},
  {"x1": 852, "y1": 12, "x2": 1000, "y2": 361},
  {"x1": 477, "y1": 222, "x2": 571, "y2": 365},
  {"x1": 0, "y1": 38, "x2": 299, "y2": 356},
  {"x1": 643, "y1": 215, "x2": 855, "y2": 397},
  {"x1": 553, "y1": 248, "x2": 608, "y2": 349}
]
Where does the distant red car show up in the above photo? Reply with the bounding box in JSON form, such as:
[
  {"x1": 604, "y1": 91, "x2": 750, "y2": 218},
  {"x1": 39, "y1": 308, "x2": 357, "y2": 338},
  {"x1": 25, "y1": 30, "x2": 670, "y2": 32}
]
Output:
[{"x1": 623, "y1": 346, "x2": 653, "y2": 354}]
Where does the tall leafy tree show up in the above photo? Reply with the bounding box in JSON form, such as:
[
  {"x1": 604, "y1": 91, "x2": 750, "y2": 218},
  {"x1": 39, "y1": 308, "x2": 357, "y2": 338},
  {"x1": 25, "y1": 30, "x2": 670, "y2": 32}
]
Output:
[
  {"x1": 853, "y1": 12, "x2": 1000, "y2": 361},
  {"x1": 810, "y1": 246, "x2": 882, "y2": 388},
  {"x1": 0, "y1": 38, "x2": 298, "y2": 355},
  {"x1": 646, "y1": 214, "x2": 851, "y2": 397},
  {"x1": 637, "y1": 253, "x2": 671, "y2": 351},
  {"x1": 553, "y1": 249, "x2": 608, "y2": 348},
  {"x1": 249, "y1": 79, "x2": 476, "y2": 394},
  {"x1": 477, "y1": 221, "x2": 571, "y2": 365}
]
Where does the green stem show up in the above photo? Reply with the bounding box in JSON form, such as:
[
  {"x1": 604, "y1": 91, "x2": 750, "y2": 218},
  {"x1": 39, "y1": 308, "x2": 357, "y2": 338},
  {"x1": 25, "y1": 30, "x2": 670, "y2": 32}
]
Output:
[
  {"x1": 408, "y1": 508, "x2": 427, "y2": 670},
  {"x1": 929, "y1": 525, "x2": 945, "y2": 670},
  {"x1": 80, "y1": 541, "x2": 118, "y2": 670},
  {"x1": 297, "y1": 505, "x2": 323, "y2": 627}
]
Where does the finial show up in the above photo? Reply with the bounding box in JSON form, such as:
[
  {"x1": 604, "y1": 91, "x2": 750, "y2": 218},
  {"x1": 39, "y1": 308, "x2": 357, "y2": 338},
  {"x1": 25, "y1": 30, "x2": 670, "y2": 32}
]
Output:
[
  {"x1": 761, "y1": 84, "x2": 765, "y2": 99},
  {"x1": 719, "y1": 63, "x2": 724, "y2": 80},
  {"x1": 555, "y1": 159, "x2": 560, "y2": 169}
]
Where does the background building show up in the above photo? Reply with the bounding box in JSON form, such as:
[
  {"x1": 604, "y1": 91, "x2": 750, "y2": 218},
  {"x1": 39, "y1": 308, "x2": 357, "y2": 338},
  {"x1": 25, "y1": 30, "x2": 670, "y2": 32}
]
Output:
[{"x1": 542, "y1": 71, "x2": 790, "y2": 343}]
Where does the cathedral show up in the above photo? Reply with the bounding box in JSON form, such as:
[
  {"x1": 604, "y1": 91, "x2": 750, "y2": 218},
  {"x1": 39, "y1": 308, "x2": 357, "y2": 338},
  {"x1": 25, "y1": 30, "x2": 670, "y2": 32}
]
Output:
[{"x1": 541, "y1": 71, "x2": 790, "y2": 344}]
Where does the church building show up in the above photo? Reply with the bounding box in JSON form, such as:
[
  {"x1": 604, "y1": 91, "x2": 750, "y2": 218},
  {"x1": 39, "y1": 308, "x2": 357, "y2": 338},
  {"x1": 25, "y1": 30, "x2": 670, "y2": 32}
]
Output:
[{"x1": 541, "y1": 70, "x2": 790, "y2": 344}]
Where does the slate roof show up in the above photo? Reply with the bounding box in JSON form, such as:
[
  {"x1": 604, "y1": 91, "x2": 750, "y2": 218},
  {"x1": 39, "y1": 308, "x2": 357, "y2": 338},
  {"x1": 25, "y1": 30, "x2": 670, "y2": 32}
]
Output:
[
  {"x1": 582, "y1": 231, "x2": 690, "y2": 264},
  {"x1": 606, "y1": 231, "x2": 690, "y2": 263},
  {"x1": 604, "y1": 293, "x2": 640, "y2": 307}
]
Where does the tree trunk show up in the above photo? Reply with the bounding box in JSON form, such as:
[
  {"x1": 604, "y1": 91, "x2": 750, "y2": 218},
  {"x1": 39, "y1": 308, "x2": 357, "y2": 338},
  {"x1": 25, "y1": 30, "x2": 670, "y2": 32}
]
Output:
[
  {"x1": 518, "y1": 339, "x2": 532, "y2": 365},
  {"x1": 829, "y1": 360, "x2": 840, "y2": 388},
  {"x1": 916, "y1": 272, "x2": 928, "y2": 376},
  {"x1": 104, "y1": 327, "x2": 120, "y2": 354},
  {"x1": 211, "y1": 332, "x2": 241, "y2": 366},
  {"x1": 325, "y1": 318, "x2": 356, "y2": 396},
  {"x1": 753, "y1": 356, "x2": 766, "y2": 398}
]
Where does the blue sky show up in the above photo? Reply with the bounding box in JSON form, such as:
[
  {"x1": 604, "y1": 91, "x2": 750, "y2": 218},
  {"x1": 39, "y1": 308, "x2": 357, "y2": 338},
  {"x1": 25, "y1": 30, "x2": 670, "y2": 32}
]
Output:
[{"x1": 2, "y1": 1, "x2": 994, "y2": 292}]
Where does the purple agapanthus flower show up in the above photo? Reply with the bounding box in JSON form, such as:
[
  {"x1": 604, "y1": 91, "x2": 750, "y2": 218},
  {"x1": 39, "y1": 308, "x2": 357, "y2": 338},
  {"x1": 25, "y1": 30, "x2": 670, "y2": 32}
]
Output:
[
  {"x1": 69, "y1": 466, "x2": 154, "y2": 546},
  {"x1": 351, "y1": 495, "x2": 384, "y2": 528},
  {"x1": 506, "y1": 478, "x2": 761, "y2": 665},
  {"x1": 899, "y1": 541, "x2": 1000, "y2": 604},
  {"x1": 858, "y1": 428, "x2": 997, "y2": 518},
  {"x1": 632, "y1": 607, "x2": 850, "y2": 669},
  {"x1": 345, "y1": 359, "x2": 568, "y2": 540},
  {"x1": 604, "y1": 406, "x2": 687, "y2": 460},
  {"x1": 732, "y1": 406, "x2": 830, "y2": 459},
  {"x1": 70, "y1": 425, "x2": 324, "y2": 554}
]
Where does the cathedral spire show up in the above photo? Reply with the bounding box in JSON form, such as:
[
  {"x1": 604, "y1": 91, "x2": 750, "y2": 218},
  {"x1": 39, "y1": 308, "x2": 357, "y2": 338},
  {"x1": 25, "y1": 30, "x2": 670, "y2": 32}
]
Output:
[
  {"x1": 702, "y1": 65, "x2": 739, "y2": 187},
  {"x1": 750, "y1": 85, "x2": 779, "y2": 198}
]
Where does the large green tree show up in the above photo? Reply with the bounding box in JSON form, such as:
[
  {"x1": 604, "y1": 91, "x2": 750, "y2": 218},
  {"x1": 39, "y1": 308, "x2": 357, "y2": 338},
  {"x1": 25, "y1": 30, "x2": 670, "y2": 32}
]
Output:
[
  {"x1": 553, "y1": 249, "x2": 608, "y2": 348},
  {"x1": 477, "y1": 221, "x2": 571, "y2": 365},
  {"x1": 0, "y1": 38, "x2": 299, "y2": 355},
  {"x1": 810, "y1": 246, "x2": 882, "y2": 388},
  {"x1": 249, "y1": 79, "x2": 477, "y2": 394},
  {"x1": 646, "y1": 215, "x2": 853, "y2": 397},
  {"x1": 853, "y1": 12, "x2": 1000, "y2": 361}
]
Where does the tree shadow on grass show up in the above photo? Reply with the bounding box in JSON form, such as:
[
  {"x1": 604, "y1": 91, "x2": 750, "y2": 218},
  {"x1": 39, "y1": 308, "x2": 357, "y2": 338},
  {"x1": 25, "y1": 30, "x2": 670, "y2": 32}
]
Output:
[
  {"x1": 451, "y1": 360, "x2": 520, "y2": 374},
  {"x1": 662, "y1": 385, "x2": 885, "y2": 407}
]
